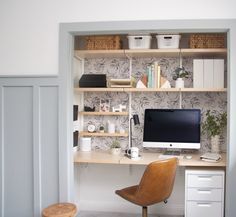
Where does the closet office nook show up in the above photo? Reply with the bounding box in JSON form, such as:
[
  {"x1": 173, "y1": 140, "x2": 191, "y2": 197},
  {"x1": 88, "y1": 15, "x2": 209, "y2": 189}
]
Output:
[{"x1": 73, "y1": 32, "x2": 227, "y2": 217}]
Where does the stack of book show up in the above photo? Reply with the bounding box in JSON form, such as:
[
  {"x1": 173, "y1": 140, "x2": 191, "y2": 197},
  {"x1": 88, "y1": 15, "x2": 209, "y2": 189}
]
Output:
[{"x1": 146, "y1": 62, "x2": 161, "y2": 88}]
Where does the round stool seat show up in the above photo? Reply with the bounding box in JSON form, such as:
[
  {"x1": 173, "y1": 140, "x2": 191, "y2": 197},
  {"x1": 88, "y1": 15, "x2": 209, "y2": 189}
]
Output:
[{"x1": 42, "y1": 203, "x2": 77, "y2": 217}]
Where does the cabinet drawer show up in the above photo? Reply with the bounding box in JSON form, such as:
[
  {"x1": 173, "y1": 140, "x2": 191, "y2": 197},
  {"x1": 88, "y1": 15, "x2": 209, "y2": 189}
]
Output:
[
  {"x1": 187, "y1": 188, "x2": 223, "y2": 201},
  {"x1": 186, "y1": 201, "x2": 222, "y2": 217},
  {"x1": 187, "y1": 174, "x2": 223, "y2": 188}
]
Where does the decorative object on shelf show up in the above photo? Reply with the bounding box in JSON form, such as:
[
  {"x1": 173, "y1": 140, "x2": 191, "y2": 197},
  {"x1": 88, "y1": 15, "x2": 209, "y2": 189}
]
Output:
[
  {"x1": 160, "y1": 76, "x2": 171, "y2": 88},
  {"x1": 109, "y1": 78, "x2": 132, "y2": 88},
  {"x1": 136, "y1": 80, "x2": 147, "y2": 88},
  {"x1": 172, "y1": 66, "x2": 189, "y2": 88},
  {"x1": 202, "y1": 110, "x2": 227, "y2": 153},
  {"x1": 129, "y1": 114, "x2": 140, "y2": 149},
  {"x1": 107, "y1": 120, "x2": 115, "y2": 133},
  {"x1": 190, "y1": 33, "x2": 225, "y2": 48},
  {"x1": 112, "y1": 104, "x2": 127, "y2": 112},
  {"x1": 84, "y1": 106, "x2": 95, "y2": 112},
  {"x1": 119, "y1": 127, "x2": 125, "y2": 134},
  {"x1": 85, "y1": 35, "x2": 121, "y2": 50},
  {"x1": 73, "y1": 105, "x2": 79, "y2": 121},
  {"x1": 100, "y1": 99, "x2": 110, "y2": 112},
  {"x1": 99, "y1": 125, "x2": 105, "y2": 133},
  {"x1": 110, "y1": 140, "x2": 121, "y2": 155},
  {"x1": 87, "y1": 124, "x2": 96, "y2": 133}
]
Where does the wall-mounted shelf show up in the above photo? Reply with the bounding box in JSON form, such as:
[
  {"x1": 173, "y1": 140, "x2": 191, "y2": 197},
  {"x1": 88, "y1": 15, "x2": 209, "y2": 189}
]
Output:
[
  {"x1": 75, "y1": 87, "x2": 227, "y2": 93},
  {"x1": 79, "y1": 131, "x2": 129, "y2": 137},
  {"x1": 79, "y1": 111, "x2": 129, "y2": 116},
  {"x1": 74, "y1": 87, "x2": 124, "y2": 93},
  {"x1": 75, "y1": 48, "x2": 227, "y2": 59}
]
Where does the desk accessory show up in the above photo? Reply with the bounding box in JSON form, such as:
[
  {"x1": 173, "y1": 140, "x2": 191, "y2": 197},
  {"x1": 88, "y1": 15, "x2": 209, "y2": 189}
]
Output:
[
  {"x1": 80, "y1": 137, "x2": 91, "y2": 152},
  {"x1": 200, "y1": 152, "x2": 222, "y2": 162},
  {"x1": 129, "y1": 114, "x2": 140, "y2": 148}
]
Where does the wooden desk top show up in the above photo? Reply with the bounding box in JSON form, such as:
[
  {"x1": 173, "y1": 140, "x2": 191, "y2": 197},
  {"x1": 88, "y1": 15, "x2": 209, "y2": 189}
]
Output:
[{"x1": 74, "y1": 150, "x2": 226, "y2": 167}]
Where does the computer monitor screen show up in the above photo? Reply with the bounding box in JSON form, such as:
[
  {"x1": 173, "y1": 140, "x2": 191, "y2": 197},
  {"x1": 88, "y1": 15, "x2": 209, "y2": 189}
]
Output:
[{"x1": 143, "y1": 109, "x2": 201, "y2": 149}]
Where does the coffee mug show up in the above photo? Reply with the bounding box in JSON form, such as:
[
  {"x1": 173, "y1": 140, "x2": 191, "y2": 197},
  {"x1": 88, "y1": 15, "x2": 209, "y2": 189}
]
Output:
[{"x1": 125, "y1": 147, "x2": 139, "y2": 159}]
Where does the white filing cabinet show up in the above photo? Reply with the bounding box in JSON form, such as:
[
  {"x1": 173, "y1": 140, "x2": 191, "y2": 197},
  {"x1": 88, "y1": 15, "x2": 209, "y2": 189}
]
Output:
[{"x1": 185, "y1": 169, "x2": 224, "y2": 217}]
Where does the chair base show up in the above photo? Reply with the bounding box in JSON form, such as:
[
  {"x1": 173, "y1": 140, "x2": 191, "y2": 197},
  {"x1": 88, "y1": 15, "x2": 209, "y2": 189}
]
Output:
[{"x1": 142, "y1": 206, "x2": 147, "y2": 217}]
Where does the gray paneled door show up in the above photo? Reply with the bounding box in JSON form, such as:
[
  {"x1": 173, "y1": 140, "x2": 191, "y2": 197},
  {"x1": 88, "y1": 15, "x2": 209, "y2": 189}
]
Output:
[{"x1": 0, "y1": 77, "x2": 68, "y2": 217}]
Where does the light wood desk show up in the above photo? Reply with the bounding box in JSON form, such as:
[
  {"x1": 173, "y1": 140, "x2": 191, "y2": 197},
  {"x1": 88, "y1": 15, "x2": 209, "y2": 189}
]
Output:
[
  {"x1": 74, "y1": 150, "x2": 226, "y2": 217},
  {"x1": 74, "y1": 150, "x2": 226, "y2": 167}
]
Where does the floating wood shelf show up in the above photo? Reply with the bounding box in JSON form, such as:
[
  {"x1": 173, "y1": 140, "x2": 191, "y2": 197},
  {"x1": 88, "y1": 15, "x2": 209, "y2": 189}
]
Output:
[
  {"x1": 75, "y1": 87, "x2": 227, "y2": 93},
  {"x1": 79, "y1": 132, "x2": 129, "y2": 137},
  {"x1": 75, "y1": 48, "x2": 227, "y2": 59},
  {"x1": 79, "y1": 111, "x2": 129, "y2": 116}
]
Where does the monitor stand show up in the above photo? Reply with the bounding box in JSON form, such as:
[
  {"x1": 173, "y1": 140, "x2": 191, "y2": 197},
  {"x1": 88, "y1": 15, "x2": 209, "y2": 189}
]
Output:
[{"x1": 163, "y1": 150, "x2": 181, "y2": 156}]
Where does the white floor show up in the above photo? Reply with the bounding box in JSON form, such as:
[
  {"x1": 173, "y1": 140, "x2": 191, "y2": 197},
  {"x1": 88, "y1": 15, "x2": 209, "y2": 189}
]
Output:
[{"x1": 76, "y1": 211, "x2": 183, "y2": 217}]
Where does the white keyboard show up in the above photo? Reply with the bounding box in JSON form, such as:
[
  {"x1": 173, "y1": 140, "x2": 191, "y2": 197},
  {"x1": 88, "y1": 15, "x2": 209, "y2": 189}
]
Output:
[{"x1": 158, "y1": 154, "x2": 184, "y2": 160}]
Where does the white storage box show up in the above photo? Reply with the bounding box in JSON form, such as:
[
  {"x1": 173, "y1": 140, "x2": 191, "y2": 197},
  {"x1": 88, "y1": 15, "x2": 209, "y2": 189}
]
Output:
[
  {"x1": 80, "y1": 137, "x2": 91, "y2": 152},
  {"x1": 127, "y1": 35, "x2": 151, "y2": 49},
  {"x1": 156, "y1": 35, "x2": 181, "y2": 49}
]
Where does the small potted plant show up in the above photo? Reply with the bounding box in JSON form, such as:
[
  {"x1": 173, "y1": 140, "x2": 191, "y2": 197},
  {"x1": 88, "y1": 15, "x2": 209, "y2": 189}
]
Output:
[
  {"x1": 202, "y1": 110, "x2": 227, "y2": 153},
  {"x1": 110, "y1": 140, "x2": 121, "y2": 155},
  {"x1": 99, "y1": 124, "x2": 105, "y2": 133},
  {"x1": 172, "y1": 66, "x2": 189, "y2": 88}
]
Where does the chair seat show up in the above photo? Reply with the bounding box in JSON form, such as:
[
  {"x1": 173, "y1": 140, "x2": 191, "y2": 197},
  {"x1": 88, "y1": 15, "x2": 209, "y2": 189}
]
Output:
[
  {"x1": 116, "y1": 185, "x2": 140, "y2": 205},
  {"x1": 42, "y1": 203, "x2": 77, "y2": 217}
]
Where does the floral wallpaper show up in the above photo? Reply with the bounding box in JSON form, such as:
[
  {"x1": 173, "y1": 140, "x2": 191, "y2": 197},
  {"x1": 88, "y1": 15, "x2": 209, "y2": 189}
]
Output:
[{"x1": 79, "y1": 57, "x2": 227, "y2": 153}]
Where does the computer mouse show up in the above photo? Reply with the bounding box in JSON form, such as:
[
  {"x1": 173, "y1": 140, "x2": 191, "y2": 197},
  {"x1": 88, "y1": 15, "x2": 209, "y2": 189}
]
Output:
[{"x1": 185, "y1": 155, "x2": 192, "y2": 160}]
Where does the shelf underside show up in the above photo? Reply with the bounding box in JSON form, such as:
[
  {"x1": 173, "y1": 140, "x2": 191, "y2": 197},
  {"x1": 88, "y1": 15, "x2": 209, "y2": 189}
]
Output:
[
  {"x1": 75, "y1": 87, "x2": 227, "y2": 93},
  {"x1": 75, "y1": 48, "x2": 227, "y2": 59}
]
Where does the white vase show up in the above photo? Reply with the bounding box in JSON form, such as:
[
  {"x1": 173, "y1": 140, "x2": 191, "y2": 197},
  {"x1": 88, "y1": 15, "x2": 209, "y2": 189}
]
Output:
[
  {"x1": 175, "y1": 78, "x2": 184, "y2": 88},
  {"x1": 110, "y1": 148, "x2": 121, "y2": 155},
  {"x1": 211, "y1": 135, "x2": 220, "y2": 153}
]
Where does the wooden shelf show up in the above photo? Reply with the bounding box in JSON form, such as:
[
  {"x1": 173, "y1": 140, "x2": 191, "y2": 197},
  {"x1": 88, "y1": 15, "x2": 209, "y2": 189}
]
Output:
[
  {"x1": 75, "y1": 87, "x2": 227, "y2": 93},
  {"x1": 79, "y1": 132, "x2": 129, "y2": 137},
  {"x1": 75, "y1": 48, "x2": 227, "y2": 59},
  {"x1": 74, "y1": 87, "x2": 124, "y2": 92},
  {"x1": 79, "y1": 111, "x2": 129, "y2": 116},
  {"x1": 180, "y1": 88, "x2": 227, "y2": 92}
]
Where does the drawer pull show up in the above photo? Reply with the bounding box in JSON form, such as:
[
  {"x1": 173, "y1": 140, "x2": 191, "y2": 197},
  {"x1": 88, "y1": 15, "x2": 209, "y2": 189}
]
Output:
[
  {"x1": 198, "y1": 175, "x2": 212, "y2": 180},
  {"x1": 197, "y1": 202, "x2": 212, "y2": 207},
  {"x1": 197, "y1": 189, "x2": 212, "y2": 194}
]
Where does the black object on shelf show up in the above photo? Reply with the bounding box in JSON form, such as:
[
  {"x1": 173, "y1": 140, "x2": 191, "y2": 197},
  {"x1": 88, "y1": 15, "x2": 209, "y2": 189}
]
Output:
[
  {"x1": 73, "y1": 131, "x2": 79, "y2": 147},
  {"x1": 79, "y1": 74, "x2": 107, "y2": 87},
  {"x1": 84, "y1": 106, "x2": 95, "y2": 112},
  {"x1": 73, "y1": 105, "x2": 79, "y2": 121}
]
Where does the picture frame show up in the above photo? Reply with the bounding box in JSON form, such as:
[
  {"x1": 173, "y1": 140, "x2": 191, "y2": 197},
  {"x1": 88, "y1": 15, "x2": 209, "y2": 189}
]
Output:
[{"x1": 99, "y1": 99, "x2": 110, "y2": 112}]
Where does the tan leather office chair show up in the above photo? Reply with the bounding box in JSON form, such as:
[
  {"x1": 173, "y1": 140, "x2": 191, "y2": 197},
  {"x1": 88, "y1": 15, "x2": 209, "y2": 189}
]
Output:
[{"x1": 115, "y1": 158, "x2": 178, "y2": 217}]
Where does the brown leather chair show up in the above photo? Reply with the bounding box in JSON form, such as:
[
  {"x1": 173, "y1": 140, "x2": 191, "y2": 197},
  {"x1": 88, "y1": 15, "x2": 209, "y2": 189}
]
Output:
[{"x1": 115, "y1": 158, "x2": 178, "y2": 217}]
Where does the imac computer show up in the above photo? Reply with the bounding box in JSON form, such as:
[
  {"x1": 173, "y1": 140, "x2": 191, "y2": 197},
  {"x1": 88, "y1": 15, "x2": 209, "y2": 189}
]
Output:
[{"x1": 143, "y1": 109, "x2": 201, "y2": 152}]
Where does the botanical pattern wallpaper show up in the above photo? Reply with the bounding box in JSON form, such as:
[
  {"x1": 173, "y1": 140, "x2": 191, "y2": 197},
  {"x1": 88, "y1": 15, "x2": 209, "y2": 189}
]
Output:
[{"x1": 78, "y1": 57, "x2": 227, "y2": 153}]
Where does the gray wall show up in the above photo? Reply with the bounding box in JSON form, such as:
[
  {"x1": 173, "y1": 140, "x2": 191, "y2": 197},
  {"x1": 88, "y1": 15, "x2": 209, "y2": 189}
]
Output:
[{"x1": 0, "y1": 77, "x2": 62, "y2": 217}]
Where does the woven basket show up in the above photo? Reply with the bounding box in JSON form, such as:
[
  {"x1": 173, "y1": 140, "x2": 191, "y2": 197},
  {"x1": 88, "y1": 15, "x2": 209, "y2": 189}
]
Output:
[
  {"x1": 190, "y1": 34, "x2": 225, "y2": 48},
  {"x1": 85, "y1": 35, "x2": 121, "y2": 50}
]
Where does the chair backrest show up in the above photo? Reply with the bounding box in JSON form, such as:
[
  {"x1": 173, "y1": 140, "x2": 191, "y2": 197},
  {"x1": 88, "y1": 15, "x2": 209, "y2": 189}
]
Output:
[{"x1": 135, "y1": 158, "x2": 178, "y2": 206}]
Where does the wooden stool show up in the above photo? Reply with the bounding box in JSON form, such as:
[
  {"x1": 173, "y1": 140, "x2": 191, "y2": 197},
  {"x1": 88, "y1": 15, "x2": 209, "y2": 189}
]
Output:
[{"x1": 42, "y1": 203, "x2": 77, "y2": 217}]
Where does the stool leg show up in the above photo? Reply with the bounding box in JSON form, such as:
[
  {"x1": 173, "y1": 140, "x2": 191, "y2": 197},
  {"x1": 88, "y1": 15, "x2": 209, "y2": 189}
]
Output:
[{"x1": 142, "y1": 206, "x2": 148, "y2": 217}]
